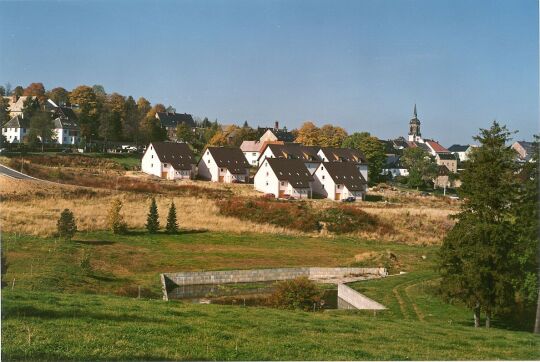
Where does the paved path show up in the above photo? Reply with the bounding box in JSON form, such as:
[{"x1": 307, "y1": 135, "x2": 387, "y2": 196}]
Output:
[{"x1": 0, "y1": 164, "x2": 37, "y2": 180}]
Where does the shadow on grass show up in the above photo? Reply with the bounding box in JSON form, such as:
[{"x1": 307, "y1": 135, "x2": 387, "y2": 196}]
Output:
[
  {"x1": 74, "y1": 240, "x2": 116, "y2": 246},
  {"x1": 124, "y1": 229, "x2": 209, "y2": 236},
  {"x1": 3, "y1": 305, "x2": 188, "y2": 326}
]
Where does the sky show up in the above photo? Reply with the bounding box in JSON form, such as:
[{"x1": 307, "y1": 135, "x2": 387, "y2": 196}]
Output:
[{"x1": 0, "y1": 0, "x2": 537, "y2": 146}]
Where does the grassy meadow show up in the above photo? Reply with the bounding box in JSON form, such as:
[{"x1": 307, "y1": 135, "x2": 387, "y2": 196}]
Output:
[{"x1": 1, "y1": 155, "x2": 538, "y2": 360}]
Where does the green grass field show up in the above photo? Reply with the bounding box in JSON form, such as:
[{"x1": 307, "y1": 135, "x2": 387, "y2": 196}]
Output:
[{"x1": 2, "y1": 231, "x2": 538, "y2": 360}]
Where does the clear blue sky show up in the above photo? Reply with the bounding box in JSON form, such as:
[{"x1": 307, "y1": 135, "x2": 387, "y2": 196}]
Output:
[{"x1": 0, "y1": 0, "x2": 537, "y2": 145}]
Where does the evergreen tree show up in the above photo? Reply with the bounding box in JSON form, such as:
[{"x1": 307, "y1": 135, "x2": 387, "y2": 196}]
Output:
[
  {"x1": 438, "y1": 122, "x2": 519, "y2": 328},
  {"x1": 146, "y1": 197, "x2": 160, "y2": 233},
  {"x1": 56, "y1": 209, "x2": 77, "y2": 240},
  {"x1": 166, "y1": 202, "x2": 179, "y2": 234},
  {"x1": 107, "y1": 198, "x2": 127, "y2": 234}
]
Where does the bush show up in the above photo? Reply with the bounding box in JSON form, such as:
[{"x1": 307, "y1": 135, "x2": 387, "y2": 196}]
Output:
[
  {"x1": 217, "y1": 197, "x2": 320, "y2": 232},
  {"x1": 319, "y1": 206, "x2": 379, "y2": 234},
  {"x1": 268, "y1": 277, "x2": 323, "y2": 311},
  {"x1": 107, "y1": 198, "x2": 127, "y2": 234},
  {"x1": 56, "y1": 209, "x2": 77, "y2": 240}
]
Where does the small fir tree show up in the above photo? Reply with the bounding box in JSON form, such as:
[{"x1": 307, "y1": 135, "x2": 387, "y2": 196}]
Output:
[
  {"x1": 56, "y1": 208, "x2": 77, "y2": 240},
  {"x1": 166, "y1": 201, "x2": 179, "y2": 234},
  {"x1": 107, "y1": 198, "x2": 127, "y2": 234},
  {"x1": 146, "y1": 197, "x2": 160, "y2": 233}
]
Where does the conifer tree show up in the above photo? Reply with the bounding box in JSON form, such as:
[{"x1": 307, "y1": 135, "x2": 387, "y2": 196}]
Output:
[
  {"x1": 166, "y1": 201, "x2": 178, "y2": 234},
  {"x1": 438, "y1": 122, "x2": 519, "y2": 328},
  {"x1": 146, "y1": 197, "x2": 159, "y2": 233},
  {"x1": 56, "y1": 209, "x2": 77, "y2": 240}
]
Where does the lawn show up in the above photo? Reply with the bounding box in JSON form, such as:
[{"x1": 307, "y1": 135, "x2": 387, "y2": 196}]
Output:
[
  {"x1": 2, "y1": 289, "x2": 538, "y2": 360},
  {"x1": 2, "y1": 230, "x2": 538, "y2": 360},
  {"x1": 2, "y1": 231, "x2": 432, "y2": 297}
]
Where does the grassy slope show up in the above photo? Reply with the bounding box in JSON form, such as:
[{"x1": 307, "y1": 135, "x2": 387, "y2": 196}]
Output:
[
  {"x1": 2, "y1": 289, "x2": 538, "y2": 361},
  {"x1": 2, "y1": 231, "x2": 430, "y2": 297}
]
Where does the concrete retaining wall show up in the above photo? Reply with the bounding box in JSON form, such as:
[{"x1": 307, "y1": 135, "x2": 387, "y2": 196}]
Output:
[
  {"x1": 161, "y1": 267, "x2": 387, "y2": 300},
  {"x1": 337, "y1": 283, "x2": 386, "y2": 310}
]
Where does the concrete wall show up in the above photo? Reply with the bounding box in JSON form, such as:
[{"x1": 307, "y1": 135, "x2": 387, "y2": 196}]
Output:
[
  {"x1": 337, "y1": 283, "x2": 386, "y2": 310},
  {"x1": 161, "y1": 267, "x2": 387, "y2": 300}
]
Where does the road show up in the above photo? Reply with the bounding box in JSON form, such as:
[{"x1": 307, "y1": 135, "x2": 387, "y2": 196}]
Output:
[{"x1": 0, "y1": 164, "x2": 37, "y2": 180}]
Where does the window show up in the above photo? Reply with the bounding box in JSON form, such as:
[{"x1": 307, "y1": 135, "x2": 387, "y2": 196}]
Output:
[
  {"x1": 265, "y1": 181, "x2": 268, "y2": 186},
  {"x1": 252, "y1": 153, "x2": 256, "y2": 156},
  {"x1": 151, "y1": 154, "x2": 154, "y2": 158},
  {"x1": 164, "y1": 163, "x2": 168, "y2": 167},
  {"x1": 266, "y1": 172, "x2": 269, "y2": 177},
  {"x1": 22, "y1": 128, "x2": 26, "y2": 133},
  {"x1": 280, "y1": 181, "x2": 285, "y2": 186},
  {"x1": 322, "y1": 175, "x2": 325, "y2": 179},
  {"x1": 220, "y1": 168, "x2": 224, "y2": 172},
  {"x1": 151, "y1": 163, "x2": 153, "y2": 167},
  {"x1": 207, "y1": 159, "x2": 211, "y2": 164}
]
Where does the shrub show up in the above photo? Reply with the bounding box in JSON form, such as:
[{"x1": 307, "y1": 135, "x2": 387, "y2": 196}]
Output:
[
  {"x1": 56, "y1": 208, "x2": 77, "y2": 240},
  {"x1": 79, "y1": 251, "x2": 92, "y2": 274},
  {"x1": 319, "y1": 206, "x2": 380, "y2": 234},
  {"x1": 146, "y1": 197, "x2": 160, "y2": 233},
  {"x1": 268, "y1": 277, "x2": 323, "y2": 311},
  {"x1": 217, "y1": 197, "x2": 320, "y2": 232},
  {"x1": 165, "y1": 201, "x2": 178, "y2": 234},
  {"x1": 107, "y1": 198, "x2": 127, "y2": 234}
]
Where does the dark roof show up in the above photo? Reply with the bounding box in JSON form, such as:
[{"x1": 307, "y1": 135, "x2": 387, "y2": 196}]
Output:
[
  {"x1": 265, "y1": 158, "x2": 313, "y2": 188},
  {"x1": 448, "y1": 144, "x2": 470, "y2": 152},
  {"x1": 3, "y1": 115, "x2": 29, "y2": 128},
  {"x1": 262, "y1": 143, "x2": 320, "y2": 162},
  {"x1": 438, "y1": 165, "x2": 450, "y2": 176},
  {"x1": 318, "y1": 147, "x2": 367, "y2": 163},
  {"x1": 150, "y1": 142, "x2": 196, "y2": 170},
  {"x1": 437, "y1": 153, "x2": 457, "y2": 160},
  {"x1": 206, "y1": 147, "x2": 250, "y2": 173},
  {"x1": 53, "y1": 107, "x2": 78, "y2": 121},
  {"x1": 322, "y1": 162, "x2": 367, "y2": 191},
  {"x1": 258, "y1": 127, "x2": 295, "y2": 142},
  {"x1": 156, "y1": 112, "x2": 195, "y2": 128},
  {"x1": 385, "y1": 155, "x2": 404, "y2": 168}
]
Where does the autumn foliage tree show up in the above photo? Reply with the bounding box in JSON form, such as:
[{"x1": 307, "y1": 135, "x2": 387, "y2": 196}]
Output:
[
  {"x1": 294, "y1": 121, "x2": 320, "y2": 146},
  {"x1": 342, "y1": 132, "x2": 386, "y2": 184}
]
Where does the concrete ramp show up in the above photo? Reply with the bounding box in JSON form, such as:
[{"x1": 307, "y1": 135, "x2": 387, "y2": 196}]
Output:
[{"x1": 337, "y1": 283, "x2": 386, "y2": 310}]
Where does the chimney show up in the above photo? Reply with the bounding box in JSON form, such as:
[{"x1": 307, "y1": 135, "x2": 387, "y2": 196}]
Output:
[{"x1": 274, "y1": 121, "x2": 279, "y2": 130}]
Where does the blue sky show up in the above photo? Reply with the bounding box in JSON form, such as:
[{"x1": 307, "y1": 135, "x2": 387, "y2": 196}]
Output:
[{"x1": 0, "y1": 0, "x2": 537, "y2": 145}]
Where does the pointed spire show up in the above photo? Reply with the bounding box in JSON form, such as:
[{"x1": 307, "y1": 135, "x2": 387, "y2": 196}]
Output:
[{"x1": 413, "y1": 104, "x2": 417, "y2": 118}]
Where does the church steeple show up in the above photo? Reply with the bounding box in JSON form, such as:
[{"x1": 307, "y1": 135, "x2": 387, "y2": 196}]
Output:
[{"x1": 408, "y1": 104, "x2": 422, "y2": 142}]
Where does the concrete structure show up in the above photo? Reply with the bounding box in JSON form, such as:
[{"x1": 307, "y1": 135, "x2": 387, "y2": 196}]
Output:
[
  {"x1": 337, "y1": 283, "x2": 386, "y2": 310},
  {"x1": 141, "y1": 142, "x2": 197, "y2": 179}
]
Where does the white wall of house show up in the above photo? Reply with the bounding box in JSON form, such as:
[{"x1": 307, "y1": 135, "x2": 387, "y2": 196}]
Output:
[
  {"x1": 254, "y1": 160, "x2": 280, "y2": 196},
  {"x1": 312, "y1": 164, "x2": 364, "y2": 201},
  {"x1": 167, "y1": 165, "x2": 196, "y2": 180},
  {"x1": 141, "y1": 145, "x2": 164, "y2": 177},
  {"x1": 383, "y1": 168, "x2": 409, "y2": 178},
  {"x1": 2, "y1": 127, "x2": 26, "y2": 143},
  {"x1": 56, "y1": 128, "x2": 80, "y2": 145},
  {"x1": 243, "y1": 151, "x2": 260, "y2": 166},
  {"x1": 260, "y1": 130, "x2": 278, "y2": 143},
  {"x1": 197, "y1": 149, "x2": 219, "y2": 181},
  {"x1": 257, "y1": 147, "x2": 276, "y2": 166}
]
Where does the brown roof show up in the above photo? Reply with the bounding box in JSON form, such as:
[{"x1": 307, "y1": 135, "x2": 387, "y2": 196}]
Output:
[
  {"x1": 265, "y1": 158, "x2": 313, "y2": 188},
  {"x1": 150, "y1": 142, "x2": 196, "y2": 170},
  {"x1": 261, "y1": 143, "x2": 320, "y2": 162},
  {"x1": 206, "y1": 147, "x2": 250, "y2": 174},
  {"x1": 319, "y1": 147, "x2": 367, "y2": 163},
  {"x1": 322, "y1": 162, "x2": 367, "y2": 191}
]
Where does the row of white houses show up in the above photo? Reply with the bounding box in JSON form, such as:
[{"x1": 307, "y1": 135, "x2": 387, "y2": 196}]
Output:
[{"x1": 141, "y1": 141, "x2": 369, "y2": 201}]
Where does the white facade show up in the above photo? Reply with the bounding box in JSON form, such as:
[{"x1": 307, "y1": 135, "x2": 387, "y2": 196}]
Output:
[
  {"x1": 257, "y1": 146, "x2": 276, "y2": 167},
  {"x1": 243, "y1": 151, "x2": 260, "y2": 166},
  {"x1": 382, "y1": 167, "x2": 409, "y2": 178},
  {"x1": 2, "y1": 126, "x2": 27, "y2": 143},
  {"x1": 316, "y1": 149, "x2": 368, "y2": 182},
  {"x1": 141, "y1": 143, "x2": 194, "y2": 180},
  {"x1": 253, "y1": 159, "x2": 311, "y2": 199},
  {"x1": 197, "y1": 148, "x2": 249, "y2": 183},
  {"x1": 312, "y1": 163, "x2": 365, "y2": 201},
  {"x1": 55, "y1": 128, "x2": 80, "y2": 145}
]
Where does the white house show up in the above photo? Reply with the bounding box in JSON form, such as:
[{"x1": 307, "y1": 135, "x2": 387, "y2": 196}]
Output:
[
  {"x1": 312, "y1": 162, "x2": 367, "y2": 201},
  {"x1": 257, "y1": 143, "x2": 321, "y2": 173},
  {"x1": 317, "y1": 147, "x2": 369, "y2": 182},
  {"x1": 3, "y1": 95, "x2": 38, "y2": 118},
  {"x1": 51, "y1": 107, "x2": 81, "y2": 145},
  {"x1": 2, "y1": 116, "x2": 29, "y2": 143},
  {"x1": 197, "y1": 146, "x2": 250, "y2": 183},
  {"x1": 254, "y1": 158, "x2": 313, "y2": 199},
  {"x1": 382, "y1": 155, "x2": 409, "y2": 178},
  {"x1": 141, "y1": 142, "x2": 197, "y2": 180},
  {"x1": 240, "y1": 140, "x2": 262, "y2": 166}
]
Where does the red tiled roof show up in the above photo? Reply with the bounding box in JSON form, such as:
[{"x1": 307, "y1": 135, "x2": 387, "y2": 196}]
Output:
[{"x1": 425, "y1": 140, "x2": 449, "y2": 153}]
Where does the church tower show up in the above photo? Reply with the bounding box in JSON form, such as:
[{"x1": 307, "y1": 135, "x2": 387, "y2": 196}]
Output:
[{"x1": 408, "y1": 104, "x2": 423, "y2": 142}]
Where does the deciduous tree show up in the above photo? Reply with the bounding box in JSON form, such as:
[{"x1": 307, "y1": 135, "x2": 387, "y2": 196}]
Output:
[
  {"x1": 401, "y1": 147, "x2": 437, "y2": 189},
  {"x1": 47, "y1": 87, "x2": 70, "y2": 106},
  {"x1": 70, "y1": 85, "x2": 100, "y2": 140},
  {"x1": 29, "y1": 111, "x2": 55, "y2": 152},
  {"x1": 107, "y1": 198, "x2": 127, "y2": 234},
  {"x1": 342, "y1": 132, "x2": 386, "y2": 184},
  {"x1": 319, "y1": 124, "x2": 348, "y2": 148},
  {"x1": 294, "y1": 121, "x2": 320, "y2": 146}
]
